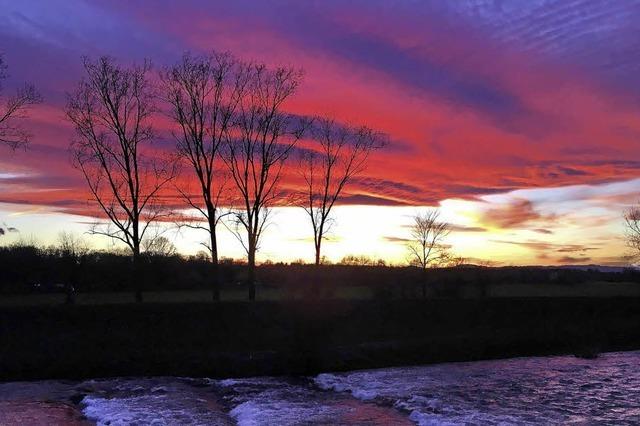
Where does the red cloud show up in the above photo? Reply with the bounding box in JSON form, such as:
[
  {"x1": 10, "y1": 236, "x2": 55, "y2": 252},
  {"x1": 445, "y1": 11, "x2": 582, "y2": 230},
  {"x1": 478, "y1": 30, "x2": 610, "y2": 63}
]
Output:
[
  {"x1": 479, "y1": 199, "x2": 554, "y2": 229},
  {"x1": 1, "y1": 1, "x2": 640, "y2": 227}
]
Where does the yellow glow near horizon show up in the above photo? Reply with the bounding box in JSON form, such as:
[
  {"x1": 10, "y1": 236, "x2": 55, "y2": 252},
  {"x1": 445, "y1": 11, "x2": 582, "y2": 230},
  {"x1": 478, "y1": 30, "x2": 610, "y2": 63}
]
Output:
[{"x1": 0, "y1": 184, "x2": 631, "y2": 266}]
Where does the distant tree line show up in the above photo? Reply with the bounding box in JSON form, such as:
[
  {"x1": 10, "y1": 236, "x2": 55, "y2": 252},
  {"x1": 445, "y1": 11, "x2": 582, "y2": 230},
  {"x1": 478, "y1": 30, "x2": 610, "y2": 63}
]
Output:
[{"x1": 1, "y1": 240, "x2": 637, "y2": 299}]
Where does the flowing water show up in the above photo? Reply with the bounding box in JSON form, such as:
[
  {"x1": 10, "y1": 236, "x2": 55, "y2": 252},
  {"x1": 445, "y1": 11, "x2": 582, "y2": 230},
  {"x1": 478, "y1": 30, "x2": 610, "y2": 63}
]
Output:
[{"x1": 1, "y1": 351, "x2": 639, "y2": 425}]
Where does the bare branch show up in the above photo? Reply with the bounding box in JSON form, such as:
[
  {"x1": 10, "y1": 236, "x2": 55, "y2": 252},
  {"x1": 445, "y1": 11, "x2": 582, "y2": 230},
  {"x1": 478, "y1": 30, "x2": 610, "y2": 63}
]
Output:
[
  {"x1": 0, "y1": 54, "x2": 42, "y2": 150},
  {"x1": 220, "y1": 61, "x2": 308, "y2": 298},
  {"x1": 406, "y1": 209, "x2": 451, "y2": 270},
  {"x1": 66, "y1": 56, "x2": 172, "y2": 258},
  {"x1": 298, "y1": 116, "x2": 386, "y2": 264},
  {"x1": 161, "y1": 51, "x2": 242, "y2": 264}
]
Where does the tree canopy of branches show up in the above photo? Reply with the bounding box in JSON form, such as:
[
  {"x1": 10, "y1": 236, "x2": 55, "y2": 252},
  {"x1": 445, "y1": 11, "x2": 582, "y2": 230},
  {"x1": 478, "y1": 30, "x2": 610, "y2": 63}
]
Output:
[
  {"x1": 338, "y1": 254, "x2": 386, "y2": 266},
  {"x1": 162, "y1": 52, "x2": 245, "y2": 299},
  {"x1": 57, "y1": 231, "x2": 89, "y2": 258},
  {"x1": 142, "y1": 235, "x2": 177, "y2": 257},
  {"x1": 300, "y1": 117, "x2": 385, "y2": 265},
  {"x1": 0, "y1": 54, "x2": 42, "y2": 150},
  {"x1": 624, "y1": 204, "x2": 640, "y2": 262},
  {"x1": 408, "y1": 209, "x2": 451, "y2": 270},
  {"x1": 66, "y1": 56, "x2": 173, "y2": 301},
  {"x1": 222, "y1": 63, "x2": 309, "y2": 300}
]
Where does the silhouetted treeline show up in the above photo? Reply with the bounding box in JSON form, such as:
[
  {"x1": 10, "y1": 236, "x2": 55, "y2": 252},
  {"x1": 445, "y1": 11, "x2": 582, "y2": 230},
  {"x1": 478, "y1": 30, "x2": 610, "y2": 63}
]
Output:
[{"x1": 1, "y1": 245, "x2": 638, "y2": 297}]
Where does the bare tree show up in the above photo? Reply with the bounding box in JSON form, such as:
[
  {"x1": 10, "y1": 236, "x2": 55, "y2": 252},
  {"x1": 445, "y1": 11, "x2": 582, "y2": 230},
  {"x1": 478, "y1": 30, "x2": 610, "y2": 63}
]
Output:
[
  {"x1": 338, "y1": 254, "x2": 375, "y2": 266},
  {"x1": 66, "y1": 56, "x2": 173, "y2": 302},
  {"x1": 57, "y1": 231, "x2": 89, "y2": 258},
  {"x1": 223, "y1": 63, "x2": 308, "y2": 300},
  {"x1": 407, "y1": 209, "x2": 450, "y2": 298},
  {"x1": 624, "y1": 204, "x2": 640, "y2": 262},
  {"x1": 162, "y1": 52, "x2": 244, "y2": 300},
  {"x1": 445, "y1": 254, "x2": 467, "y2": 267},
  {"x1": 300, "y1": 117, "x2": 385, "y2": 265},
  {"x1": 0, "y1": 54, "x2": 42, "y2": 150},
  {"x1": 142, "y1": 235, "x2": 177, "y2": 257}
]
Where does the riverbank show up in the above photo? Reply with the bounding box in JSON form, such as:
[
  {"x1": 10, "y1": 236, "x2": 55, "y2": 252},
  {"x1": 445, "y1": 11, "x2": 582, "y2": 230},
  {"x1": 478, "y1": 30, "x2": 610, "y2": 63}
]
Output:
[{"x1": 1, "y1": 298, "x2": 639, "y2": 381}]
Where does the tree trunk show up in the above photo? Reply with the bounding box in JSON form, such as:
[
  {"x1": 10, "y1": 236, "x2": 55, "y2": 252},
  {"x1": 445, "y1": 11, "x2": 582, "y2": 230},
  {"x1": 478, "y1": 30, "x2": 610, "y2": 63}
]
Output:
[
  {"x1": 314, "y1": 238, "x2": 322, "y2": 266},
  {"x1": 208, "y1": 214, "x2": 220, "y2": 302},
  {"x1": 312, "y1": 228, "x2": 323, "y2": 298},
  {"x1": 133, "y1": 244, "x2": 143, "y2": 303},
  {"x1": 421, "y1": 268, "x2": 427, "y2": 299},
  {"x1": 211, "y1": 260, "x2": 220, "y2": 302},
  {"x1": 247, "y1": 240, "x2": 256, "y2": 301}
]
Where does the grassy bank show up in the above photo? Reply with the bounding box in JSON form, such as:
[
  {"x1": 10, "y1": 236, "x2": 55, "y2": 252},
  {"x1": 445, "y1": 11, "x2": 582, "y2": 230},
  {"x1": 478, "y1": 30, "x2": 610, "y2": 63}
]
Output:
[
  {"x1": 2, "y1": 280, "x2": 640, "y2": 308},
  {"x1": 1, "y1": 298, "x2": 639, "y2": 381}
]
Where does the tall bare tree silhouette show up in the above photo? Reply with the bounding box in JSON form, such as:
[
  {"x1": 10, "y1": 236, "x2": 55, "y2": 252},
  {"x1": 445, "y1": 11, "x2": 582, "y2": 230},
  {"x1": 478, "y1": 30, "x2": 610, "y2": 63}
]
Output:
[
  {"x1": 222, "y1": 63, "x2": 309, "y2": 300},
  {"x1": 162, "y1": 52, "x2": 245, "y2": 300},
  {"x1": 408, "y1": 209, "x2": 450, "y2": 298},
  {"x1": 0, "y1": 54, "x2": 42, "y2": 150},
  {"x1": 299, "y1": 117, "x2": 385, "y2": 265},
  {"x1": 66, "y1": 56, "x2": 173, "y2": 302}
]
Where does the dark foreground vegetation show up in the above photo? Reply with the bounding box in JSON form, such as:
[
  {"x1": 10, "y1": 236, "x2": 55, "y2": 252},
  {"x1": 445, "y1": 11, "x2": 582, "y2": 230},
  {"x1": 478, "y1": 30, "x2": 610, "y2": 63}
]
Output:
[
  {"x1": 1, "y1": 298, "x2": 640, "y2": 381},
  {"x1": 2, "y1": 245, "x2": 639, "y2": 300},
  {"x1": 2, "y1": 246, "x2": 640, "y2": 380}
]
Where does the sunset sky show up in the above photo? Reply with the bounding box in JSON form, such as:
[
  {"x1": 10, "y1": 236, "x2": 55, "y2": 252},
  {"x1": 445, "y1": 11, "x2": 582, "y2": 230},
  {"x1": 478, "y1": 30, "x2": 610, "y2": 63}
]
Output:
[{"x1": 1, "y1": 0, "x2": 640, "y2": 266}]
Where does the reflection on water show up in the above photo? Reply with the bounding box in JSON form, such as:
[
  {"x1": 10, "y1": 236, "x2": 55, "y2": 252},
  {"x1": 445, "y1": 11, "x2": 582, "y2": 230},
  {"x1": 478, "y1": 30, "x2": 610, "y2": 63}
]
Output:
[{"x1": 0, "y1": 351, "x2": 639, "y2": 425}]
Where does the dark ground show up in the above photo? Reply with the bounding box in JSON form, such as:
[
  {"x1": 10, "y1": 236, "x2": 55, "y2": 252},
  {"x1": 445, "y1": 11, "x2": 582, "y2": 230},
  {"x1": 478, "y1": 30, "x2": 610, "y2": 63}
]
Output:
[{"x1": 1, "y1": 297, "x2": 639, "y2": 381}]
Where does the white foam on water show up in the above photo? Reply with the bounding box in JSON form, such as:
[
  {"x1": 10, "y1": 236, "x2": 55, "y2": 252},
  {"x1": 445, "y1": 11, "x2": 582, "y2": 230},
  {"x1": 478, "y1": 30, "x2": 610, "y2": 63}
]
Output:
[
  {"x1": 314, "y1": 373, "x2": 349, "y2": 392},
  {"x1": 351, "y1": 388, "x2": 378, "y2": 401},
  {"x1": 216, "y1": 377, "x2": 350, "y2": 425},
  {"x1": 82, "y1": 394, "x2": 159, "y2": 426},
  {"x1": 80, "y1": 378, "x2": 231, "y2": 426},
  {"x1": 4, "y1": 351, "x2": 640, "y2": 425},
  {"x1": 228, "y1": 398, "x2": 342, "y2": 426},
  {"x1": 314, "y1": 351, "x2": 640, "y2": 425},
  {"x1": 228, "y1": 401, "x2": 261, "y2": 426},
  {"x1": 214, "y1": 376, "x2": 412, "y2": 425}
]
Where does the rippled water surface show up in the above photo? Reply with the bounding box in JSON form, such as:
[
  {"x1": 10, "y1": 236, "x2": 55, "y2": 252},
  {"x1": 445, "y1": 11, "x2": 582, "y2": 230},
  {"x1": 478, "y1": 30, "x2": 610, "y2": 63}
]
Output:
[
  {"x1": 1, "y1": 351, "x2": 639, "y2": 425},
  {"x1": 315, "y1": 351, "x2": 640, "y2": 425}
]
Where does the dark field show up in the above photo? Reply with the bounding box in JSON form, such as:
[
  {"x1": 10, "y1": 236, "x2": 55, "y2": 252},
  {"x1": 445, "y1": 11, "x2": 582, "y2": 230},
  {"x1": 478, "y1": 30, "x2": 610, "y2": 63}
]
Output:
[
  {"x1": 2, "y1": 280, "x2": 640, "y2": 307},
  {"x1": 2, "y1": 297, "x2": 639, "y2": 381},
  {"x1": 3, "y1": 248, "x2": 640, "y2": 381}
]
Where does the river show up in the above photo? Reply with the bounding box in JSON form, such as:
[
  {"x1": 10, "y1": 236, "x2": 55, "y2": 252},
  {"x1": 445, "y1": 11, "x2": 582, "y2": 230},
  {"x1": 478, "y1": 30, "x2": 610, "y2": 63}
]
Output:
[{"x1": 1, "y1": 351, "x2": 639, "y2": 425}]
